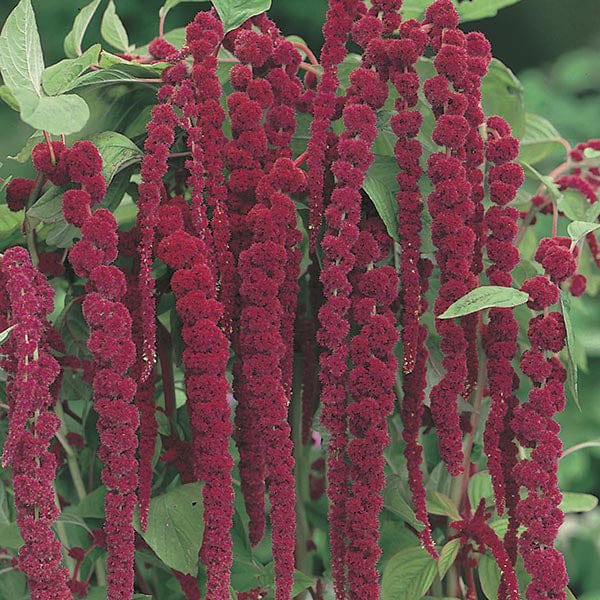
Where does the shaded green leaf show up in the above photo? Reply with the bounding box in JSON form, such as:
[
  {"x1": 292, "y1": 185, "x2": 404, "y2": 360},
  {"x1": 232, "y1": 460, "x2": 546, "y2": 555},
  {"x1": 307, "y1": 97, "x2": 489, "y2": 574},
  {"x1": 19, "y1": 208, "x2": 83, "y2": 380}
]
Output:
[
  {"x1": 478, "y1": 553, "x2": 501, "y2": 600},
  {"x1": 292, "y1": 571, "x2": 315, "y2": 595},
  {"x1": 559, "y1": 492, "x2": 598, "y2": 513},
  {"x1": 0, "y1": 0, "x2": 44, "y2": 102},
  {"x1": 468, "y1": 472, "x2": 494, "y2": 509},
  {"x1": 159, "y1": 0, "x2": 210, "y2": 19},
  {"x1": 568, "y1": 221, "x2": 600, "y2": 245},
  {"x1": 0, "y1": 568, "x2": 26, "y2": 600},
  {"x1": 0, "y1": 521, "x2": 23, "y2": 549},
  {"x1": 439, "y1": 286, "x2": 528, "y2": 319},
  {"x1": 363, "y1": 156, "x2": 400, "y2": 242},
  {"x1": 381, "y1": 546, "x2": 438, "y2": 600},
  {"x1": 64, "y1": 0, "x2": 102, "y2": 58},
  {"x1": 383, "y1": 476, "x2": 424, "y2": 532},
  {"x1": 17, "y1": 91, "x2": 90, "y2": 135},
  {"x1": 0, "y1": 85, "x2": 19, "y2": 111},
  {"x1": 519, "y1": 112, "x2": 566, "y2": 165},
  {"x1": 438, "y1": 538, "x2": 461, "y2": 580},
  {"x1": 426, "y1": 491, "x2": 460, "y2": 521},
  {"x1": 212, "y1": 0, "x2": 272, "y2": 33},
  {"x1": 481, "y1": 59, "x2": 525, "y2": 139},
  {"x1": 560, "y1": 292, "x2": 579, "y2": 408},
  {"x1": 133, "y1": 482, "x2": 204, "y2": 575},
  {"x1": 42, "y1": 44, "x2": 101, "y2": 96},
  {"x1": 558, "y1": 189, "x2": 593, "y2": 222},
  {"x1": 101, "y1": 1, "x2": 131, "y2": 53},
  {"x1": 76, "y1": 486, "x2": 106, "y2": 519}
]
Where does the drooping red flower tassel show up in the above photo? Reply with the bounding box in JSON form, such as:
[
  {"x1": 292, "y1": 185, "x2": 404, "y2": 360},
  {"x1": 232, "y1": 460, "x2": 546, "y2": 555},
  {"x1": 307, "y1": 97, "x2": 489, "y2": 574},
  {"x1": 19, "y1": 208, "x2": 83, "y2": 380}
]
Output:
[
  {"x1": 0, "y1": 247, "x2": 73, "y2": 600},
  {"x1": 63, "y1": 140, "x2": 140, "y2": 600}
]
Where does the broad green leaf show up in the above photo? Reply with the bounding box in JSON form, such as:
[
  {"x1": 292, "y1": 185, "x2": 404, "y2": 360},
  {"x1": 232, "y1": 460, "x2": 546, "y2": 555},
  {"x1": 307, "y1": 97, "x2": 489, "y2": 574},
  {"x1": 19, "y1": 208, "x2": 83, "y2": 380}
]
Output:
[
  {"x1": 558, "y1": 189, "x2": 593, "y2": 222},
  {"x1": 519, "y1": 113, "x2": 566, "y2": 165},
  {"x1": 0, "y1": 0, "x2": 44, "y2": 102},
  {"x1": 76, "y1": 485, "x2": 107, "y2": 519},
  {"x1": 0, "y1": 325, "x2": 17, "y2": 345},
  {"x1": 478, "y1": 553, "x2": 501, "y2": 600},
  {"x1": 92, "y1": 131, "x2": 143, "y2": 182},
  {"x1": 468, "y1": 472, "x2": 494, "y2": 509},
  {"x1": 481, "y1": 59, "x2": 525, "y2": 139},
  {"x1": 159, "y1": 0, "x2": 210, "y2": 19},
  {"x1": 0, "y1": 206, "x2": 24, "y2": 251},
  {"x1": 560, "y1": 292, "x2": 579, "y2": 407},
  {"x1": 584, "y1": 148, "x2": 600, "y2": 161},
  {"x1": 426, "y1": 491, "x2": 460, "y2": 521},
  {"x1": 101, "y1": 1, "x2": 131, "y2": 53},
  {"x1": 0, "y1": 85, "x2": 19, "y2": 111},
  {"x1": 363, "y1": 167, "x2": 399, "y2": 242},
  {"x1": 520, "y1": 161, "x2": 562, "y2": 200},
  {"x1": 42, "y1": 45, "x2": 101, "y2": 96},
  {"x1": 212, "y1": 0, "x2": 272, "y2": 33},
  {"x1": 292, "y1": 571, "x2": 315, "y2": 595},
  {"x1": 400, "y1": 0, "x2": 522, "y2": 22},
  {"x1": 381, "y1": 546, "x2": 438, "y2": 600},
  {"x1": 383, "y1": 476, "x2": 425, "y2": 532},
  {"x1": 568, "y1": 221, "x2": 600, "y2": 245},
  {"x1": 0, "y1": 521, "x2": 23, "y2": 548},
  {"x1": 438, "y1": 538, "x2": 460, "y2": 580},
  {"x1": 7, "y1": 131, "x2": 44, "y2": 162},
  {"x1": 17, "y1": 91, "x2": 90, "y2": 135},
  {"x1": 439, "y1": 286, "x2": 528, "y2": 319},
  {"x1": 73, "y1": 62, "x2": 164, "y2": 89},
  {"x1": 559, "y1": 492, "x2": 598, "y2": 513},
  {"x1": 64, "y1": 0, "x2": 102, "y2": 58},
  {"x1": 28, "y1": 185, "x2": 67, "y2": 226},
  {"x1": 133, "y1": 482, "x2": 204, "y2": 575},
  {"x1": 45, "y1": 221, "x2": 80, "y2": 248},
  {"x1": 0, "y1": 568, "x2": 26, "y2": 600}
]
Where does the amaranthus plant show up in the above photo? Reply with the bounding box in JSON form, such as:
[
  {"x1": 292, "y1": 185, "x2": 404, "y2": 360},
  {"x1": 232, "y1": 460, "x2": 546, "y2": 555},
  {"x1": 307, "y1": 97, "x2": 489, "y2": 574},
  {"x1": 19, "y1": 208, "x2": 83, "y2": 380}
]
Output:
[{"x1": 0, "y1": 0, "x2": 599, "y2": 599}]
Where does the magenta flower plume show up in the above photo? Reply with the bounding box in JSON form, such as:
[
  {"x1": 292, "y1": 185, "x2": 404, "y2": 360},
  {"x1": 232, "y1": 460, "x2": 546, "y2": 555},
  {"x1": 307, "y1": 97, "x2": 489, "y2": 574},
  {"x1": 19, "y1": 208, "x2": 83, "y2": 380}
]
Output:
[
  {"x1": 62, "y1": 140, "x2": 140, "y2": 600},
  {"x1": 0, "y1": 247, "x2": 72, "y2": 600}
]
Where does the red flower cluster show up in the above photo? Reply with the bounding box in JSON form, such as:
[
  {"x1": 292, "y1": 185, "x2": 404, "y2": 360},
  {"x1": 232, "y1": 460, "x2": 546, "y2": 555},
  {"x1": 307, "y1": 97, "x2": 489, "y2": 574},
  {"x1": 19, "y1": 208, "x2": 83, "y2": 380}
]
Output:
[
  {"x1": 307, "y1": 0, "x2": 363, "y2": 251},
  {"x1": 513, "y1": 251, "x2": 570, "y2": 599},
  {"x1": 238, "y1": 158, "x2": 305, "y2": 600},
  {"x1": 316, "y1": 54, "x2": 383, "y2": 597},
  {"x1": 0, "y1": 247, "x2": 72, "y2": 600},
  {"x1": 61, "y1": 141, "x2": 140, "y2": 600},
  {"x1": 158, "y1": 219, "x2": 234, "y2": 599},
  {"x1": 424, "y1": 0, "x2": 480, "y2": 476},
  {"x1": 482, "y1": 117, "x2": 523, "y2": 519},
  {"x1": 136, "y1": 75, "x2": 180, "y2": 382}
]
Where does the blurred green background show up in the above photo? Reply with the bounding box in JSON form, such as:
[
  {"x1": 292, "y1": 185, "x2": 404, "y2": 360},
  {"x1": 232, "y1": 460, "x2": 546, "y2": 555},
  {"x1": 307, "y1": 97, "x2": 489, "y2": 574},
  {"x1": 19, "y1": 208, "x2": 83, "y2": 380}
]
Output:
[{"x1": 1, "y1": 1, "x2": 600, "y2": 598}]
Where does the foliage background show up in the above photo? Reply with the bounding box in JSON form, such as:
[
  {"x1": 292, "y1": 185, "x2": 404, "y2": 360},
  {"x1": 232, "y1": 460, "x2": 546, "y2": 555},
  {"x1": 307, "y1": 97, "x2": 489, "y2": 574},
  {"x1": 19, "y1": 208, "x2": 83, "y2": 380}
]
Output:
[{"x1": 0, "y1": 1, "x2": 599, "y2": 597}]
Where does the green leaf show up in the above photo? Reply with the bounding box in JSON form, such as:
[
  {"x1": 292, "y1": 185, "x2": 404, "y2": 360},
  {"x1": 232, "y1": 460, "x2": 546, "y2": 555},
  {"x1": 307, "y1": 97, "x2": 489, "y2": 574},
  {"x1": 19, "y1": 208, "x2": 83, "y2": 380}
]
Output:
[
  {"x1": 133, "y1": 482, "x2": 204, "y2": 576},
  {"x1": 565, "y1": 588, "x2": 577, "y2": 600},
  {"x1": 381, "y1": 546, "x2": 438, "y2": 600},
  {"x1": 478, "y1": 553, "x2": 501, "y2": 600},
  {"x1": 0, "y1": 85, "x2": 19, "y2": 111},
  {"x1": 64, "y1": 0, "x2": 102, "y2": 58},
  {"x1": 439, "y1": 286, "x2": 529, "y2": 319},
  {"x1": 0, "y1": 0, "x2": 44, "y2": 102},
  {"x1": 27, "y1": 185, "x2": 66, "y2": 226},
  {"x1": 0, "y1": 568, "x2": 26, "y2": 600},
  {"x1": 383, "y1": 476, "x2": 425, "y2": 532},
  {"x1": 42, "y1": 45, "x2": 101, "y2": 96},
  {"x1": 584, "y1": 148, "x2": 600, "y2": 161},
  {"x1": 17, "y1": 91, "x2": 90, "y2": 135},
  {"x1": 400, "y1": 0, "x2": 523, "y2": 22},
  {"x1": 519, "y1": 113, "x2": 566, "y2": 165},
  {"x1": 159, "y1": 0, "x2": 210, "y2": 20},
  {"x1": 426, "y1": 491, "x2": 460, "y2": 521},
  {"x1": 468, "y1": 472, "x2": 494, "y2": 509},
  {"x1": 481, "y1": 59, "x2": 526, "y2": 139},
  {"x1": 559, "y1": 492, "x2": 599, "y2": 513},
  {"x1": 363, "y1": 160, "x2": 399, "y2": 242},
  {"x1": 567, "y1": 221, "x2": 600, "y2": 245},
  {"x1": 7, "y1": 131, "x2": 44, "y2": 163},
  {"x1": 560, "y1": 292, "x2": 579, "y2": 408},
  {"x1": 76, "y1": 486, "x2": 106, "y2": 518},
  {"x1": 72, "y1": 61, "x2": 163, "y2": 89},
  {"x1": 521, "y1": 161, "x2": 562, "y2": 200},
  {"x1": 0, "y1": 521, "x2": 23, "y2": 549},
  {"x1": 292, "y1": 570, "x2": 315, "y2": 595},
  {"x1": 558, "y1": 189, "x2": 593, "y2": 222},
  {"x1": 211, "y1": 0, "x2": 272, "y2": 33},
  {"x1": 438, "y1": 538, "x2": 461, "y2": 580},
  {"x1": 101, "y1": 1, "x2": 131, "y2": 53},
  {"x1": 92, "y1": 131, "x2": 143, "y2": 181},
  {"x1": 0, "y1": 325, "x2": 17, "y2": 345}
]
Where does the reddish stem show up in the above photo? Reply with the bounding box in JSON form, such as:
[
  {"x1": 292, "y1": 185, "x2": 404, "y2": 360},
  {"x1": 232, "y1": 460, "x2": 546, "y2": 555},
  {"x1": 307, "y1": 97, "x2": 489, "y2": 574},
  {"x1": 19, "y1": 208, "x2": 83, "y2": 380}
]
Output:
[
  {"x1": 293, "y1": 150, "x2": 309, "y2": 168},
  {"x1": 157, "y1": 322, "x2": 176, "y2": 421},
  {"x1": 291, "y1": 41, "x2": 319, "y2": 66},
  {"x1": 43, "y1": 131, "x2": 56, "y2": 165}
]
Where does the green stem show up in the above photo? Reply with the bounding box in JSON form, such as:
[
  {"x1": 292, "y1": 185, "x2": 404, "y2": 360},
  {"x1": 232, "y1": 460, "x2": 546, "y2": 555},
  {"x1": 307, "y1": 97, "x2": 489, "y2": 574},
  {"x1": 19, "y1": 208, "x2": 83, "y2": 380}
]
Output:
[{"x1": 24, "y1": 175, "x2": 44, "y2": 267}]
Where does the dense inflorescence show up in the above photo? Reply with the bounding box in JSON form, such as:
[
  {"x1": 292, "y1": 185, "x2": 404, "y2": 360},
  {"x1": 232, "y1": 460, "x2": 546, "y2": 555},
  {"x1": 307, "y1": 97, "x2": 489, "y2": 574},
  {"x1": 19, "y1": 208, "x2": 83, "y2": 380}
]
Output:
[
  {"x1": 0, "y1": 247, "x2": 72, "y2": 600},
  {"x1": 1, "y1": 1, "x2": 592, "y2": 599},
  {"x1": 62, "y1": 140, "x2": 140, "y2": 600}
]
